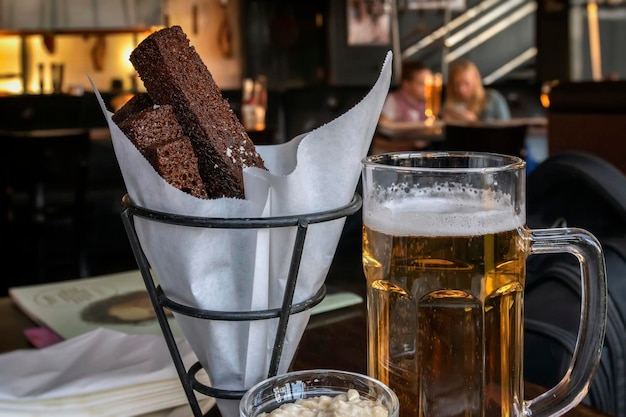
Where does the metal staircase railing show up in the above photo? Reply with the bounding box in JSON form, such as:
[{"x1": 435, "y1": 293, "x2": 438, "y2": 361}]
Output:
[
  {"x1": 399, "y1": 0, "x2": 502, "y2": 60},
  {"x1": 394, "y1": 0, "x2": 537, "y2": 83}
]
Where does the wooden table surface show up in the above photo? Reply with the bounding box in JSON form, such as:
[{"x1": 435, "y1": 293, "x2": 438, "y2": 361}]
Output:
[
  {"x1": 293, "y1": 303, "x2": 611, "y2": 417},
  {"x1": 0, "y1": 285, "x2": 610, "y2": 417}
]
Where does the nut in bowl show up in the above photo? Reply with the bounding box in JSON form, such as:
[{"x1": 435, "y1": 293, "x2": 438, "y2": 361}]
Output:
[{"x1": 239, "y1": 369, "x2": 399, "y2": 417}]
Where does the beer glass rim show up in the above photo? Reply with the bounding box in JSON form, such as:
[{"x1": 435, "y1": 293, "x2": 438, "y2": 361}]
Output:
[{"x1": 363, "y1": 151, "x2": 525, "y2": 173}]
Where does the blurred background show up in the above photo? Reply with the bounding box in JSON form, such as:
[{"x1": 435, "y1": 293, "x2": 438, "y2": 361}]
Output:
[{"x1": 1, "y1": 0, "x2": 625, "y2": 294}]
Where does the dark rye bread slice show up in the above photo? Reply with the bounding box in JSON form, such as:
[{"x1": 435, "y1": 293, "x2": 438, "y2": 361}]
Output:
[
  {"x1": 143, "y1": 140, "x2": 208, "y2": 199},
  {"x1": 116, "y1": 104, "x2": 208, "y2": 199},
  {"x1": 129, "y1": 25, "x2": 265, "y2": 199},
  {"x1": 112, "y1": 93, "x2": 154, "y2": 125}
]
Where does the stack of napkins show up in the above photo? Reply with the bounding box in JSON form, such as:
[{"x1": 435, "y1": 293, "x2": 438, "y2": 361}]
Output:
[{"x1": 0, "y1": 328, "x2": 214, "y2": 417}]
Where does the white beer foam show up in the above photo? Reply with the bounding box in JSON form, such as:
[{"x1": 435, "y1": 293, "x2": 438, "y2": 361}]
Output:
[{"x1": 364, "y1": 186, "x2": 525, "y2": 236}]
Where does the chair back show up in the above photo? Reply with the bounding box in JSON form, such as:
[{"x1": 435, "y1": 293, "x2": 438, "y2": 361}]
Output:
[
  {"x1": 442, "y1": 123, "x2": 528, "y2": 158},
  {"x1": 547, "y1": 80, "x2": 626, "y2": 175},
  {"x1": 2, "y1": 130, "x2": 92, "y2": 281}
]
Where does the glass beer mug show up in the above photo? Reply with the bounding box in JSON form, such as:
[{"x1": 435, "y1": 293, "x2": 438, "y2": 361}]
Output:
[
  {"x1": 361, "y1": 152, "x2": 607, "y2": 417},
  {"x1": 424, "y1": 72, "x2": 442, "y2": 123}
]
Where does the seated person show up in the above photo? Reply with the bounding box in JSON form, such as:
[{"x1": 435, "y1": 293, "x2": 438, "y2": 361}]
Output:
[
  {"x1": 376, "y1": 61, "x2": 433, "y2": 151},
  {"x1": 443, "y1": 59, "x2": 510, "y2": 123},
  {"x1": 380, "y1": 61, "x2": 432, "y2": 124}
]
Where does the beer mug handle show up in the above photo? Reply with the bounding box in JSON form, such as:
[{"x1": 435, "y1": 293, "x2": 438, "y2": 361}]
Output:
[{"x1": 525, "y1": 227, "x2": 608, "y2": 417}]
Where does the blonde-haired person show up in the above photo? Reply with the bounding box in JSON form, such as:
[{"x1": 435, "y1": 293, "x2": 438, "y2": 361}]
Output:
[{"x1": 443, "y1": 59, "x2": 510, "y2": 123}]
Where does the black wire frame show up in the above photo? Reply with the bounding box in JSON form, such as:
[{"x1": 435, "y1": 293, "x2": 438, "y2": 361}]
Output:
[{"x1": 120, "y1": 193, "x2": 362, "y2": 417}]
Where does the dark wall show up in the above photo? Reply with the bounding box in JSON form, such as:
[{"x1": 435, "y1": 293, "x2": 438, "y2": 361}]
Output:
[
  {"x1": 241, "y1": 0, "x2": 626, "y2": 90},
  {"x1": 0, "y1": 93, "x2": 112, "y2": 130},
  {"x1": 327, "y1": 0, "x2": 391, "y2": 87},
  {"x1": 241, "y1": 0, "x2": 329, "y2": 90},
  {"x1": 536, "y1": 0, "x2": 571, "y2": 81}
]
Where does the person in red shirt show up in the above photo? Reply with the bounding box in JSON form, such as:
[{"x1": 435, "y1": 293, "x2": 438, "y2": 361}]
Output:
[
  {"x1": 375, "y1": 61, "x2": 433, "y2": 151},
  {"x1": 380, "y1": 61, "x2": 433, "y2": 123}
]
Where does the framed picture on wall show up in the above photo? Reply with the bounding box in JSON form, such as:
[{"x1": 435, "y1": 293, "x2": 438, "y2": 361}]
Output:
[{"x1": 346, "y1": 0, "x2": 391, "y2": 46}]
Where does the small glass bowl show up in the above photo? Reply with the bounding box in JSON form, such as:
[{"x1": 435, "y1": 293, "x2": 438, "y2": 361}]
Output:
[{"x1": 239, "y1": 369, "x2": 399, "y2": 417}]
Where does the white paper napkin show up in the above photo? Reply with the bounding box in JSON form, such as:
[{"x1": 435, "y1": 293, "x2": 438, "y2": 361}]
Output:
[
  {"x1": 97, "y1": 51, "x2": 392, "y2": 417},
  {"x1": 0, "y1": 328, "x2": 212, "y2": 417}
]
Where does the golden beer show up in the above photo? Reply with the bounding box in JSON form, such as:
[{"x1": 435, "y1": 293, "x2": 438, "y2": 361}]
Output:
[
  {"x1": 362, "y1": 152, "x2": 607, "y2": 417},
  {"x1": 424, "y1": 72, "x2": 442, "y2": 120},
  {"x1": 363, "y1": 193, "x2": 526, "y2": 417}
]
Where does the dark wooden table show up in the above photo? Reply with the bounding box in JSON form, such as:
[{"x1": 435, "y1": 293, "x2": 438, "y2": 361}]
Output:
[
  {"x1": 0, "y1": 284, "x2": 610, "y2": 417},
  {"x1": 294, "y1": 305, "x2": 611, "y2": 417}
]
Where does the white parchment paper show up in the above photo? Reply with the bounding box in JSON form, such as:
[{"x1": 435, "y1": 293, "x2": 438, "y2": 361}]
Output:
[{"x1": 98, "y1": 52, "x2": 392, "y2": 417}]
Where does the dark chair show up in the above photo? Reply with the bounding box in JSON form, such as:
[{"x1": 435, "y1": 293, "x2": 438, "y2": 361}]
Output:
[
  {"x1": 441, "y1": 123, "x2": 529, "y2": 158},
  {"x1": 547, "y1": 80, "x2": 626, "y2": 175},
  {"x1": 0, "y1": 94, "x2": 103, "y2": 286},
  {"x1": 2, "y1": 130, "x2": 92, "y2": 284}
]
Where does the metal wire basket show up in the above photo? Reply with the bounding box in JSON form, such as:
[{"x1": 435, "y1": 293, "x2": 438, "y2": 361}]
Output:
[{"x1": 120, "y1": 193, "x2": 362, "y2": 417}]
